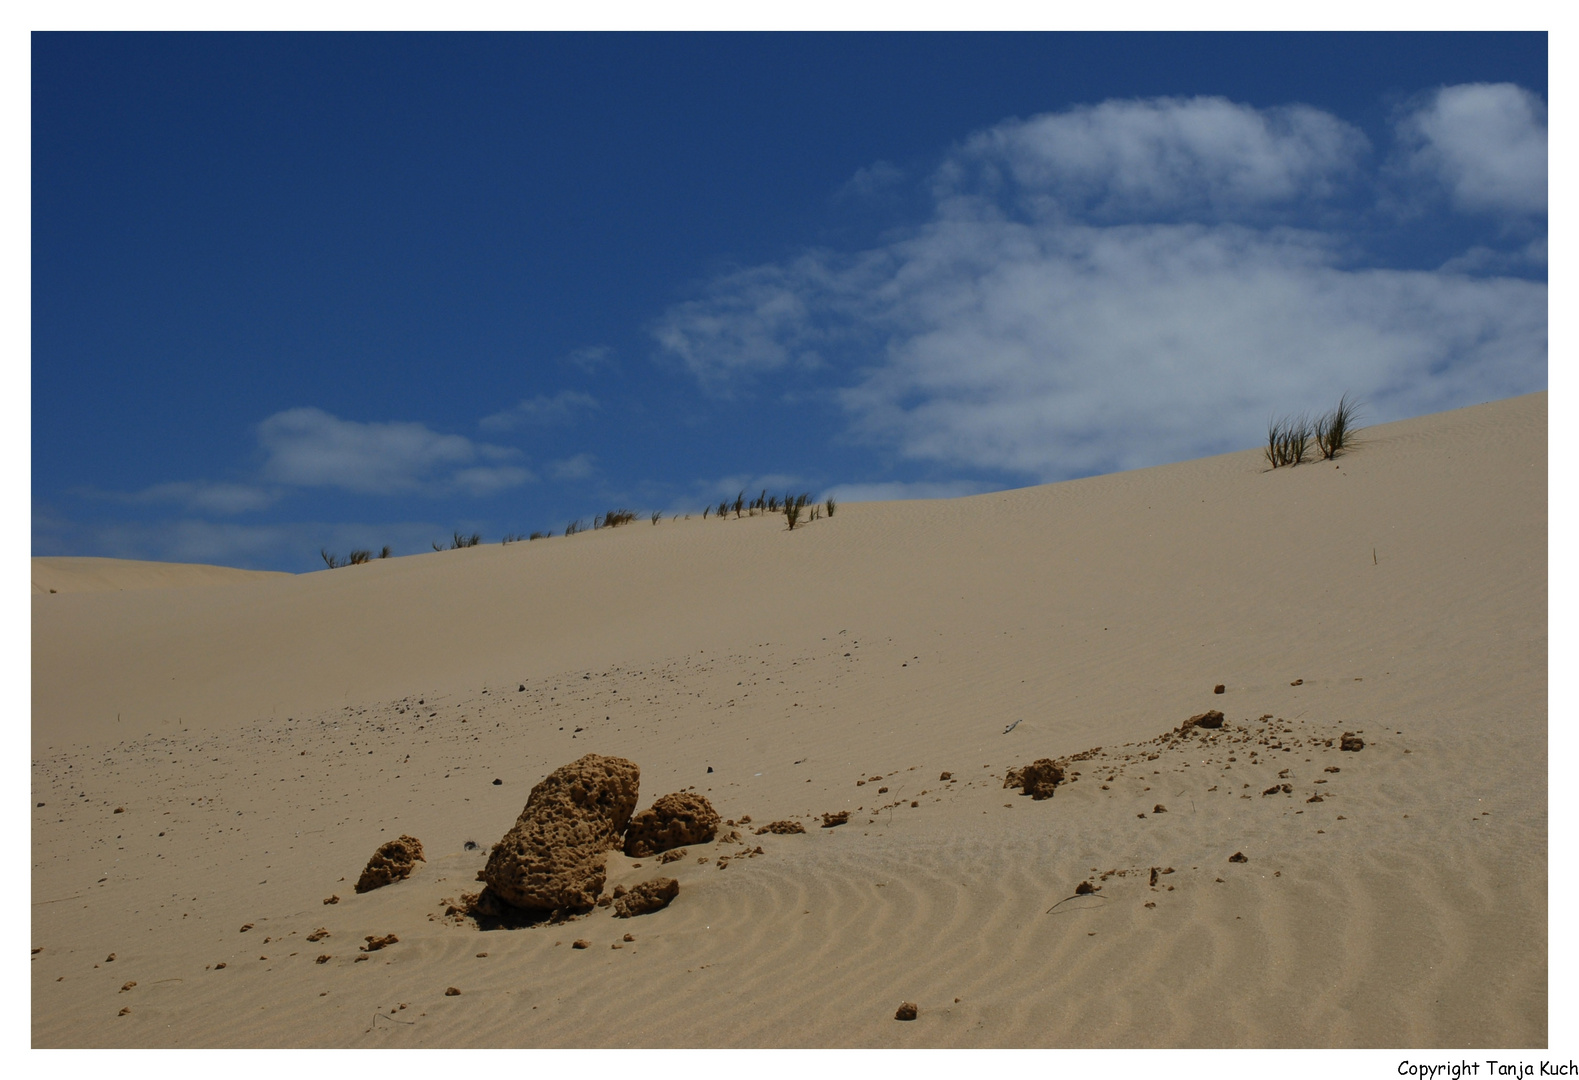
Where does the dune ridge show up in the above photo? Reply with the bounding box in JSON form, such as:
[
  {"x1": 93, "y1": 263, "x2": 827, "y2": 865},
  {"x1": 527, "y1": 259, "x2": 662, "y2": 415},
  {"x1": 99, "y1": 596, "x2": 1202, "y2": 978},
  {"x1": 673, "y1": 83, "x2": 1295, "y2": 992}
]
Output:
[{"x1": 31, "y1": 392, "x2": 1546, "y2": 1047}]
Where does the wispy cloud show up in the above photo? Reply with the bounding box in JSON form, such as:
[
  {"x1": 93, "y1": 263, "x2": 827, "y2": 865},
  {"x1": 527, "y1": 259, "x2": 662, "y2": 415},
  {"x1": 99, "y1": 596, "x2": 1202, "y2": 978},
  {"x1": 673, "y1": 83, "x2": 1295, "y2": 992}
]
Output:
[
  {"x1": 258, "y1": 407, "x2": 530, "y2": 496},
  {"x1": 563, "y1": 345, "x2": 616, "y2": 373},
  {"x1": 91, "y1": 480, "x2": 279, "y2": 514},
  {"x1": 1393, "y1": 83, "x2": 1547, "y2": 217},
  {"x1": 655, "y1": 87, "x2": 1546, "y2": 485},
  {"x1": 823, "y1": 480, "x2": 998, "y2": 503},
  {"x1": 479, "y1": 390, "x2": 599, "y2": 433},
  {"x1": 548, "y1": 453, "x2": 596, "y2": 481}
]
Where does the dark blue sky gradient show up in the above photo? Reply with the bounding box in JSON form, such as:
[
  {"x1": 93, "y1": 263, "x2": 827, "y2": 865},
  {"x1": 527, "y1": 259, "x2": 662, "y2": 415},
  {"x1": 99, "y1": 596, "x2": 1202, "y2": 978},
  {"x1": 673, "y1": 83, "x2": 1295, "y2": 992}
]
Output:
[{"x1": 33, "y1": 33, "x2": 1547, "y2": 569}]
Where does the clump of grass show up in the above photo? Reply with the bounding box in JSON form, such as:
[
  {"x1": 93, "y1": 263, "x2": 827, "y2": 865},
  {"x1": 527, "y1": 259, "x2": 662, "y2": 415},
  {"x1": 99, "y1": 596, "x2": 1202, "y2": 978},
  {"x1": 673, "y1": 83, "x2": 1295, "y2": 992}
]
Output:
[
  {"x1": 565, "y1": 520, "x2": 583, "y2": 536},
  {"x1": 784, "y1": 492, "x2": 812, "y2": 530},
  {"x1": 596, "y1": 509, "x2": 637, "y2": 529},
  {"x1": 732, "y1": 491, "x2": 745, "y2": 519},
  {"x1": 825, "y1": 496, "x2": 836, "y2": 517},
  {"x1": 320, "y1": 549, "x2": 344, "y2": 569},
  {"x1": 650, "y1": 510, "x2": 662, "y2": 525},
  {"x1": 1314, "y1": 393, "x2": 1362, "y2": 460},
  {"x1": 452, "y1": 531, "x2": 482, "y2": 548},
  {"x1": 379, "y1": 546, "x2": 393, "y2": 559},
  {"x1": 347, "y1": 549, "x2": 373, "y2": 565},
  {"x1": 501, "y1": 532, "x2": 525, "y2": 545},
  {"x1": 528, "y1": 531, "x2": 546, "y2": 541},
  {"x1": 1265, "y1": 415, "x2": 1312, "y2": 468}
]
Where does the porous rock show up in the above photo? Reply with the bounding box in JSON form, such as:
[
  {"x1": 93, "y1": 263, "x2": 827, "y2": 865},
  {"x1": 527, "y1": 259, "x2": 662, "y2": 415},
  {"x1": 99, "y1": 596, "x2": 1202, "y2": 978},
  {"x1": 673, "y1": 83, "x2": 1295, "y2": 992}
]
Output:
[
  {"x1": 1002, "y1": 767, "x2": 1025, "y2": 789},
  {"x1": 1340, "y1": 733, "x2": 1364, "y2": 752},
  {"x1": 355, "y1": 835, "x2": 426, "y2": 893},
  {"x1": 1183, "y1": 710, "x2": 1225, "y2": 731},
  {"x1": 1019, "y1": 759, "x2": 1065, "y2": 800},
  {"x1": 480, "y1": 754, "x2": 641, "y2": 913},
  {"x1": 613, "y1": 877, "x2": 679, "y2": 918},
  {"x1": 624, "y1": 791, "x2": 720, "y2": 857},
  {"x1": 895, "y1": 1002, "x2": 918, "y2": 1021},
  {"x1": 821, "y1": 811, "x2": 850, "y2": 828}
]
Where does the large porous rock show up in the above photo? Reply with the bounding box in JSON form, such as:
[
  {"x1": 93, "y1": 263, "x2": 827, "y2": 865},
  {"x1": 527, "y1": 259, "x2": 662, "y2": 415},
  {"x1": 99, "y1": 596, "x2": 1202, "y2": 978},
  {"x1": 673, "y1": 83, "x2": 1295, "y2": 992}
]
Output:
[
  {"x1": 623, "y1": 791, "x2": 720, "y2": 857},
  {"x1": 613, "y1": 877, "x2": 679, "y2": 918},
  {"x1": 481, "y1": 754, "x2": 640, "y2": 913},
  {"x1": 354, "y1": 835, "x2": 425, "y2": 893},
  {"x1": 1018, "y1": 759, "x2": 1065, "y2": 800}
]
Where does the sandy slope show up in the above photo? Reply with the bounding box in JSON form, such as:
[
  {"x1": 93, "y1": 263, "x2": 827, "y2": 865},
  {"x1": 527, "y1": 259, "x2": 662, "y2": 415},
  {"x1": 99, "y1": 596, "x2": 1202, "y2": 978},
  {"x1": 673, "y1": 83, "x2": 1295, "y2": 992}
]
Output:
[{"x1": 31, "y1": 392, "x2": 1547, "y2": 1047}]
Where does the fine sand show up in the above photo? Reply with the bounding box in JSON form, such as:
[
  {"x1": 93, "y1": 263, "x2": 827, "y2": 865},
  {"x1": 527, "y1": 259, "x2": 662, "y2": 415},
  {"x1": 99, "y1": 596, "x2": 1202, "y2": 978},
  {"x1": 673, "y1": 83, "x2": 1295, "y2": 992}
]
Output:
[{"x1": 31, "y1": 392, "x2": 1547, "y2": 1047}]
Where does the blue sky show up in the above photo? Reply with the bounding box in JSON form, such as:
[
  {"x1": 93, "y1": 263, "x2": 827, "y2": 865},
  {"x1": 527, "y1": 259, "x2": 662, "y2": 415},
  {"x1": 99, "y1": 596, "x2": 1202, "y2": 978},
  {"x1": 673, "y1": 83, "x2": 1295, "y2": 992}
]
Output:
[{"x1": 31, "y1": 32, "x2": 1547, "y2": 572}]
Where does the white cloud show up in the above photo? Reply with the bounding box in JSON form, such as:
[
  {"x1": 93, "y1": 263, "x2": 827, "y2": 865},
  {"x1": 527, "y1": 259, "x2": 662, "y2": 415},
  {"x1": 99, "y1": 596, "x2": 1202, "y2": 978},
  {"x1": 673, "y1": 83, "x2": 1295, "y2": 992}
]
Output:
[
  {"x1": 479, "y1": 390, "x2": 598, "y2": 432},
  {"x1": 258, "y1": 407, "x2": 529, "y2": 495},
  {"x1": 942, "y1": 96, "x2": 1368, "y2": 219},
  {"x1": 564, "y1": 345, "x2": 615, "y2": 372},
  {"x1": 655, "y1": 90, "x2": 1546, "y2": 484},
  {"x1": 1395, "y1": 83, "x2": 1547, "y2": 216}
]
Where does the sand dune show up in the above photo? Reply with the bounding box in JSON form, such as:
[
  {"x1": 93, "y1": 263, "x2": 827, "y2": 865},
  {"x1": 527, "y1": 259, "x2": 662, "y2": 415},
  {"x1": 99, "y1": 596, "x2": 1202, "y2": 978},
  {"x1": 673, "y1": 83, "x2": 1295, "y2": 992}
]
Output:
[
  {"x1": 32, "y1": 556, "x2": 292, "y2": 595},
  {"x1": 31, "y1": 392, "x2": 1547, "y2": 1047}
]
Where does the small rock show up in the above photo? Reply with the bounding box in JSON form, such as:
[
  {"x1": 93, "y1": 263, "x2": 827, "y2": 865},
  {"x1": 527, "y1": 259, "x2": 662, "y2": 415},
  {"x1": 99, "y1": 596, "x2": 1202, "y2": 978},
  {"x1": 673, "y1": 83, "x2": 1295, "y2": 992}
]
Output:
[
  {"x1": 1307, "y1": 794, "x2": 1324, "y2": 803},
  {"x1": 658, "y1": 848, "x2": 688, "y2": 863},
  {"x1": 1184, "y1": 710, "x2": 1225, "y2": 730},
  {"x1": 324, "y1": 895, "x2": 339, "y2": 905},
  {"x1": 315, "y1": 955, "x2": 331, "y2": 964},
  {"x1": 493, "y1": 779, "x2": 502, "y2": 786},
  {"x1": 572, "y1": 940, "x2": 591, "y2": 949},
  {"x1": 895, "y1": 1002, "x2": 918, "y2": 1021},
  {"x1": 361, "y1": 934, "x2": 399, "y2": 952},
  {"x1": 1153, "y1": 804, "x2": 1167, "y2": 814},
  {"x1": 1149, "y1": 867, "x2": 1159, "y2": 886},
  {"x1": 615, "y1": 878, "x2": 680, "y2": 918},
  {"x1": 623, "y1": 933, "x2": 634, "y2": 942},
  {"x1": 939, "y1": 772, "x2": 952, "y2": 782},
  {"x1": 1340, "y1": 733, "x2": 1364, "y2": 752},
  {"x1": 214, "y1": 962, "x2": 226, "y2": 969},
  {"x1": 114, "y1": 807, "x2": 124, "y2": 814},
  {"x1": 105, "y1": 953, "x2": 115, "y2": 963},
  {"x1": 306, "y1": 928, "x2": 328, "y2": 942},
  {"x1": 355, "y1": 835, "x2": 426, "y2": 894},
  {"x1": 1229, "y1": 852, "x2": 1248, "y2": 863},
  {"x1": 120, "y1": 981, "x2": 135, "y2": 992},
  {"x1": 118, "y1": 1007, "x2": 130, "y2": 1016},
  {"x1": 1290, "y1": 679, "x2": 1303, "y2": 686},
  {"x1": 1213, "y1": 684, "x2": 1225, "y2": 694},
  {"x1": 751, "y1": 821, "x2": 802, "y2": 840},
  {"x1": 1074, "y1": 881, "x2": 1099, "y2": 895},
  {"x1": 1018, "y1": 759, "x2": 1064, "y2": 800},
  {"x1": 239, "y1": 923, "x2": 253, "y2": 933},
  {"x1": 445, "y1": 986, "x2": 462, "y2": 996},
  {"x1": 821, "y1": 811, "x2": 850, "y2": 828}
]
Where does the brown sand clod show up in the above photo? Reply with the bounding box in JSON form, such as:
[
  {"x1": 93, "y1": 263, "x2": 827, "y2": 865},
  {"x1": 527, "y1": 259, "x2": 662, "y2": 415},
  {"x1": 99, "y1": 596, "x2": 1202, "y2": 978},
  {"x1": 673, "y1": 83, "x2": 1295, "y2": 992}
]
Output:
[
  {"x1": 354, "y1": 834, "x2": 426, "y2": 893},
  {"x1": 1183, "y1": 709, "x2": 1225, "y2": 731},
  {"x1": 821, "y1": 811, "x2": 850, "y2": 828},
  {"x1": 314, "y1": 955, "x2": 331, "y2": 964},
  {"x1": 1341, "y1": 733, "x2": 1365, "y2": 751},
  {"x1": 1019, "y1": 759, "x2": 1064, "y2": 800},
  {"x1": 572, "y1": 939, "x2": 591, "y2": 949},
  {"x1": 756, "y1": 820, "x2": 806, "y2": 835},
  {"x1": 895, "y1": 1002, "x2": 918, "y2": 1021},
  {"x1": 323, "y1": 895, "x2": 339, "y2": 905},
  {"x1": 1214, "y1": 684, "x2": 1225, "y2": 694},
  {"x1": 306, "y1": 928, "x2": 328, "y2": 942},
  {"x1": 1229, "y1": 852, "x2": 1249, "y2": 863},
  {"x1": 361, "y1": 934, "x2": 398, "y2": 952},
  {"x1": 445, "y1": 987, "x2": 461, "y2": 995},
  {"x1": 624, "y1": 791, "x2": 720, "y2": 857},
  {"x1": 939, "y1": 772, "x2": 952, "y2": 781},
  {"x1": 614, "y1": 877, "x2": 678, "y2": 917},
  {"x1": 480, "y1": 754, "x2": 640, "y2": 914}
]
